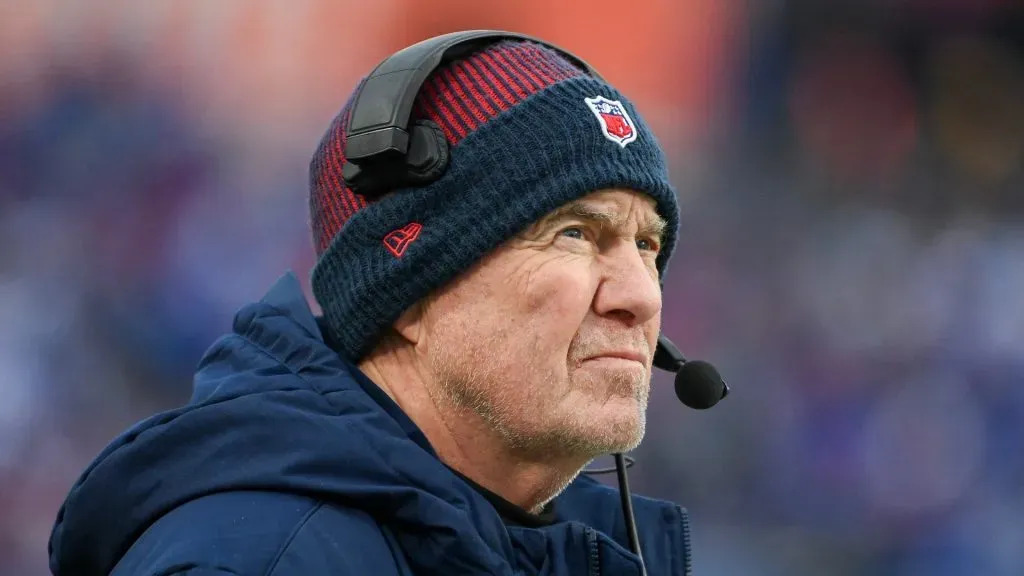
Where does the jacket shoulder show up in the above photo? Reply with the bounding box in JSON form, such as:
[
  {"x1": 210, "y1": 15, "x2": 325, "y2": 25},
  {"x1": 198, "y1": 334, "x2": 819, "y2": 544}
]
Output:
[{"x1": 112, "y1": 490, "x2": 405, "y2": 576}]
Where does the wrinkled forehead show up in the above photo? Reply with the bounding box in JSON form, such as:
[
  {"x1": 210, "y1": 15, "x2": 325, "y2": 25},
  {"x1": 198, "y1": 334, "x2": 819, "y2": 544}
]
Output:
[{"x1": 530, "y1": 189, "x2": 667, "y2": 236}]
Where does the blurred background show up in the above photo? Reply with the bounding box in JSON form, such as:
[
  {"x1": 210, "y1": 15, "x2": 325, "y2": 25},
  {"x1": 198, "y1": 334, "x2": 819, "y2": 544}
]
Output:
[{"x1": 1, "y1": 0, "x2": 1022, "y2": 574}]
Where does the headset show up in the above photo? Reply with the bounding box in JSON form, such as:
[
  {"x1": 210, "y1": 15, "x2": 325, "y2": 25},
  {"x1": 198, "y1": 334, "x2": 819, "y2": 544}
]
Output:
[
  {"x1": 340, "y1": 30, "x2": 603, "y2": 199},
  {"x1": 341, "y1": 30, "x2": 730, "y2": 576}
]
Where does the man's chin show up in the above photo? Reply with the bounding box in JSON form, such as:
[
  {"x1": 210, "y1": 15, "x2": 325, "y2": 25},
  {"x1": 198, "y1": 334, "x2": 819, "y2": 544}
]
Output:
[{"x1": 572, "y1": 405, "x2": 647, "y2": 455}]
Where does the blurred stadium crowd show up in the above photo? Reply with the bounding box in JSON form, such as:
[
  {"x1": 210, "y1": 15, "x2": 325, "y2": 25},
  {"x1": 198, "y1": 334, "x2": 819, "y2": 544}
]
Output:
[{"x1": 1, "y1": 1, "x2": 1022, "y2": 575}]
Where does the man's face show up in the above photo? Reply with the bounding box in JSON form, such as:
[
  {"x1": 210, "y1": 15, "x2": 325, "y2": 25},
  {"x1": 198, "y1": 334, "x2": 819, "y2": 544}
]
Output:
[{"x1": 417, "y1": 188, "x2": 665, "y2": 461}]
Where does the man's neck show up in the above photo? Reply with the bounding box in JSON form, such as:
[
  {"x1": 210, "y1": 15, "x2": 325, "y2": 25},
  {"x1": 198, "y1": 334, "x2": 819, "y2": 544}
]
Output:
[
  {"x1": 434, "y1": 426, "x2": 581, "y2": 514},
  {"x1": 444, "y1": 464, "x2": 558, "y2": 526},
  {"x1": 359, "y1": 352, "x2": 582, "y2": 513}
]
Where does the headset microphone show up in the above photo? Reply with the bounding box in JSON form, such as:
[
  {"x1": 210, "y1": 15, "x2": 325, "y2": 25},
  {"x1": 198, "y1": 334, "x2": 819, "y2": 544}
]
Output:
[
  {"x1": 653, "y1": 333, "x2": 730, "y2": 409},
  {"x1": 598, "y1": 333, "x2": 729, "y2": 576}
]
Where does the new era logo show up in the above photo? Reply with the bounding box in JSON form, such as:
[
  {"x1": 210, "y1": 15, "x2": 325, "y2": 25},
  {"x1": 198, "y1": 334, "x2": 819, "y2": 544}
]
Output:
[{"x1": 383, "y1": 222, "x2": 422, "y2": 258}]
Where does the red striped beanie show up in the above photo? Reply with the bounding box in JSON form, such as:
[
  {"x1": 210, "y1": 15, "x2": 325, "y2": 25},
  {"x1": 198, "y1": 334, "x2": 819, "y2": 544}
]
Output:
[{"x1": 309, "y1": 38, "x2": 680, "y2": 361}]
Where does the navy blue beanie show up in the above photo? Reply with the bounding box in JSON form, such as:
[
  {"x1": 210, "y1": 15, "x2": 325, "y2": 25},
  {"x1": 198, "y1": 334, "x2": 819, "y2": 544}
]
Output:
[{"x1": 309, "y1": 39, "x2": 680, "y2": 362}]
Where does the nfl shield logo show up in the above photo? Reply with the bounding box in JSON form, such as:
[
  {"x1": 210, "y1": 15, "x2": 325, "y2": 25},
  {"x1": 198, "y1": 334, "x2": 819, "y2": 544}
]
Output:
[{"x1": 584, "y1": 96, "x2": 638, "y2": 148}]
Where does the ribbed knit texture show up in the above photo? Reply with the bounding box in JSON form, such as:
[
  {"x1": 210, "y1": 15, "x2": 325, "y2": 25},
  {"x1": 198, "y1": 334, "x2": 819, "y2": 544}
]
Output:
[{"x1": 309, "y1": 40, "x2": 680, "y2": 362}]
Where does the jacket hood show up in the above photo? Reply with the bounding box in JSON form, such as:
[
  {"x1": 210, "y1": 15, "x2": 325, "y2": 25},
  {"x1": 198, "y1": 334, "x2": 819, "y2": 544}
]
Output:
[{"x1": 49, "y1": 272, "x2": 689, "y2": 576}]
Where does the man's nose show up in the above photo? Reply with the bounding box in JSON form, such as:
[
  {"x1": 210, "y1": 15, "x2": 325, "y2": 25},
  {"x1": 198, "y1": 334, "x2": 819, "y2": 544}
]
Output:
[{"x1": 591, "y1": 242, "x2": 662, "y2": 326}]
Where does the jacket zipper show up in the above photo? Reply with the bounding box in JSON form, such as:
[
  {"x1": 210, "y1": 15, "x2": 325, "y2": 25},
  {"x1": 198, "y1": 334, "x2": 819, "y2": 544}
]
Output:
[
  {"x1": 586, "y1": 527, "x2": 601, "y2": 576},
  {"x1": 680, "y1": 508, "x2": 693, "y2": 576}
]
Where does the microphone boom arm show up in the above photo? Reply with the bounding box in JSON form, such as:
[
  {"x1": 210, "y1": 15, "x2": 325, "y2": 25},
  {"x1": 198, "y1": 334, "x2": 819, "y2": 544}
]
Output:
[{"x1": 606, "y1": 333, "x2": 730, "y2": 575}]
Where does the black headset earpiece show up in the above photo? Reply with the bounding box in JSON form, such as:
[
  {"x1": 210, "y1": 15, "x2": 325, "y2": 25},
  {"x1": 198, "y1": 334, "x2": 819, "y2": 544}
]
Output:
[
  {"x1": 342, "y1": 119, "x2": 449, "y2": 195},
  {"x1": 340, "y1": 29, "x2": 603, "y2": 199}
]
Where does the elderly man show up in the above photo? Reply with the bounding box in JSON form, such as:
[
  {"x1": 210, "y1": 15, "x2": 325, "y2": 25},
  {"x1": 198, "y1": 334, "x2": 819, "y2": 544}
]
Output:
[{"x1": 50, "y1": 33, "x2": 698, "y2": 576}]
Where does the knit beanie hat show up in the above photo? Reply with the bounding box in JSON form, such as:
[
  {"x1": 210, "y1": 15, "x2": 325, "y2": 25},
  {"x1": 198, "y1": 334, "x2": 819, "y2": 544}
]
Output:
[{"x1": 309, "y1": 38, "x2": 680, "y2": 362}]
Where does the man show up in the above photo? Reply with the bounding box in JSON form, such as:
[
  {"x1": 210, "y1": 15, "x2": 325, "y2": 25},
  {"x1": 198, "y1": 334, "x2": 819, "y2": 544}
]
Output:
[{"x1": 49, "y1": 36, "x2": 692, "y2": 575}]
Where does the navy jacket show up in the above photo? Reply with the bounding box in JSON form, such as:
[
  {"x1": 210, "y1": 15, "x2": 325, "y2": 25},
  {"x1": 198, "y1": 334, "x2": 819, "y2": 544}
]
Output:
[{"x1": 49, "y1": 273, "x2": 693, "y2": 575}]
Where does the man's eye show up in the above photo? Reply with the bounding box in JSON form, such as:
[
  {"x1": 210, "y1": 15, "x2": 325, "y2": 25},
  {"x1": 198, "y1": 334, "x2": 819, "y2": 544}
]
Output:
[
  {"x1": 637, "y1": 238, "x2": 660, "y2": 252},
  {"x1": 559, "y1": 227, "x2": 586, "y2": 240}
]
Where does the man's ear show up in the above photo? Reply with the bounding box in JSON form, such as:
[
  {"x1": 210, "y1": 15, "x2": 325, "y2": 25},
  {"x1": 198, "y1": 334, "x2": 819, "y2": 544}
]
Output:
[{"x1": 393, "y1": 300, "x2": 425, "y2": 345}]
